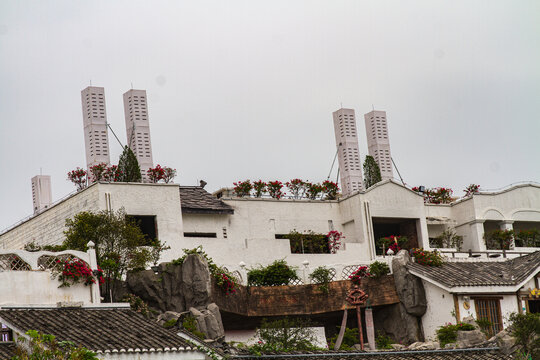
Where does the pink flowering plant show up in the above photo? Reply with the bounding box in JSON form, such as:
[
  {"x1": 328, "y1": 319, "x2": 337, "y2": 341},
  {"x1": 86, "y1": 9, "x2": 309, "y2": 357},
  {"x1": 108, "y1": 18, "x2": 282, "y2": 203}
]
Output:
[
  {"x1": 349, "y1": 266, "x2": 371, "y2": 285},
  {"x1": 147, "y1": 164, "x2": 165, "y2": 183},
  {"x1": 253, "y1": 180, "x2": 267, "y2": 197},
  {"x1": 377, "y1": 235, "x2": 408, "y2": 255},
  {"x1": 286, "y1": 179, "x2": 307, "y2": 199},
  {"x1": 233, "y1": 180, "x2": 252, "y2": 197},
  {"x1": 464, "y1": 184, "x2": 480, "y2": 197},
  {"x1": 162, "y1": 166, "x2": 176, "y2": 183},
  {"x1": 216, "y1": 272, "x2": 237, "y2": 295},
  {"x1": 67, "y1": 168, "x2": 87, "y2": 191},
  {"x1": 306, "y1": 182, "x2": 323, "y2": 200},
  {"x1": 410, "y1": 248, "x2": 444, "y2": 267},
  {"x1": 322, "y1": 180, "x2": 339, "y2": 200},
  {"x1": 327, "y1": 230, "x2": 344, "y2": 254},
  {"x1": 89, "y1": 163, "x2": 108, "y2": 182},
  {"x1": 52, "y1": 258, "x2": 105, "y2": 288},
  {"x1": 267, "y1": 181, "x2": 284, "y2": 199},
  {"x1": 103, "y1": 165, "x2": 122, "y2": 182}
]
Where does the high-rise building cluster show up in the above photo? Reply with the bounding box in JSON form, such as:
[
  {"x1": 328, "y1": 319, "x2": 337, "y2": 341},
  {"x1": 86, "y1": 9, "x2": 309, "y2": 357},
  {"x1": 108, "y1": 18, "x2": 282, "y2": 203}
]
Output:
[
  {"x1": 81, "y1": 86, "x2": 155, "y2": 182},
  {"x1": 333, "y1": 107, "x2": 394, "y2": 196}
]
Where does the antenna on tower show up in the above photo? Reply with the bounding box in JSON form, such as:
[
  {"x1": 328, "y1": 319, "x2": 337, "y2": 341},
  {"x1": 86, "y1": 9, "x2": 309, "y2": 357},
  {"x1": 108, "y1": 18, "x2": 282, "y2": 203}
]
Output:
[
  {"x1": 131, "y1": 82, "x2": 133, "y2": 89},
  {"x1": 90, "y1": 80, "x2": 92, "y2": 86},
  {"x1": 372, "y1": 104, "x2": 375, "y2": 111},
  {"x1": 340, "y1": 102, "x2": 343, "y2": 109}
]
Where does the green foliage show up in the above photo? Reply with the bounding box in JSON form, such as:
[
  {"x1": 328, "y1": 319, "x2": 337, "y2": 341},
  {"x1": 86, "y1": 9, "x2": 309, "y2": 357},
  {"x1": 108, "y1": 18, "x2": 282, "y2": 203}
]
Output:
[
  {"x1": 375, "y1": 331, "x2": 393, "y2": 349},
  {"x1": 118, "y1": 146, "x2": 142, "y2": 183},
  {"x1": 508, "y1": 312, "x2": 540, "y2": 359},
  {"x1": 484, "y1": 229, "x2": 514, "y2": 250},
  {"x1": 475, "y1": 317, "x2": 492, "y2": 338},
  {"x1": 41, "y1": 244, "x2": 68, "y2": 252},
  {"x1": 410, "y1": 248, "x2": 444, "y2": 267},
  {"x1": 12, "y1": 330, "x2": 98, "y2": 360},
  {"x1": 514, "y1": 229, "x2": 540, "y2": 248},
  {"x1": 432, "y1": 229, "x2": 464, "y2": 251},
  {"x1": 163, "y1": 319, "x2": 177, "y2": 328},
  {"x1": 328, "y1": 327, "x2": 359, "y2": 350},
  {"x1": 63, "y1": 209, "x2": 168, "y2": 300},
  {"x1": 23, "y1": 240, "x2": 41, "y2": 252},
  {"x1": 436, "y1": 323, "x2": 476, "y2": 347},
  {"x1": 309, "y1": 266, "x2": 333, "y2": 294},
  {"x1": 247, "y1": 260, "x2": 299, "y2": 286},
  {"x1": 122, "y1": 293, "x2": 149, "y2": 317},
  {"x1": 363, "y1": 155, "x2": 382, "y2": 189},
  {"x1": 286, "y1": 230, "x2": 329, "y2": 254},
  {"x1": 182, "y1": 315, "x2": 206, "y2": 339},
  {"x1": 369, "y1": 261, "x2": 390, "y2": 278},
  {"x1": 249, "y1": 318, "x2": 318, "y2": 354},
  {"x1": 172, "y1": 246, "x2": 237, "y2": 295}
]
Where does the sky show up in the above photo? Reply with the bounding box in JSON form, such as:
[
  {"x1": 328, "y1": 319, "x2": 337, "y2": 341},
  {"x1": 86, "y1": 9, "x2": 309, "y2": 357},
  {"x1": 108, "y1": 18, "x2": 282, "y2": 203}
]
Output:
[{"x1": 0, "y1": 1, "x2": 539, "y2": 230}]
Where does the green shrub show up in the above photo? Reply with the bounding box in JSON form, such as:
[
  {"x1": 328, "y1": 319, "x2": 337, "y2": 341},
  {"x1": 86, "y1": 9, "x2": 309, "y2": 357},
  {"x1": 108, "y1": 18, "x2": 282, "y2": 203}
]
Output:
[
  {"x1": 508, "y1": 312, "x2": 540, "y2": 359},
  {"x1": 436, "y1": 323, "x2": 475, "y2": 347},
  {"x1": 309, "y1": 266, "x2": 333, "y2": 294},
  {"x1": 122, "y1": 294, "x2": 149, "y2": 317},
  {"x1": 432, "y1": 229, "x2": 464, "y2": 250},
  {"x1": 368, "y1": 261, "x2": 390, "y2": 278},
  {"x1": 249, "y1": 318, "x2": 318, "y2": 354},
  {"x1": 484, "y1": 229, "x2": 514, "y2": 250},
  {"x1": 328, "y1": 327, "x2": 359, "y2": 350},
  {"x1": 247, "y1": 260, "x2": 299, "y2": 286},
  {"x1": 182, "y1": 315, "x2": 206, "y2": 339},
  {"x1": 475, "y1": 317, "x2": 492, "y2": 338},
  {"x1": 287, "y1": 230, "x2": 329, "y2": 254},
  {"x1": 163, "y1": 319, "x2": 177, "y2": 328},
  {"x1": 375, "y1": 331, "x2": 393, "y2": 349},
  {"x1": 410, "y1": 248, "x2": 444, "y2": 267}
]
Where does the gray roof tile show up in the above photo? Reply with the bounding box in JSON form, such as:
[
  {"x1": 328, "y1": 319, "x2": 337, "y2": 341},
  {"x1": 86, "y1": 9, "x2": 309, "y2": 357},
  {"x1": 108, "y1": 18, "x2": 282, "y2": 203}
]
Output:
[
  {"x1": 179, "y1": 186, "x2": 234, "y2": 214},
  {"x1": 407, "y1": 251, "x2": 540, "y2": 288}
]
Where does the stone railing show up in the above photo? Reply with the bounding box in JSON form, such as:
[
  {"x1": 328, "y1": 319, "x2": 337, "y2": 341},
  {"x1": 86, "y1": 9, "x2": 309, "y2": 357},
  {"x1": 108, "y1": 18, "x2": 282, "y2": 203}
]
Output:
[{"x1": 0, "y1": 249, "x2": 90, "y2": 271}]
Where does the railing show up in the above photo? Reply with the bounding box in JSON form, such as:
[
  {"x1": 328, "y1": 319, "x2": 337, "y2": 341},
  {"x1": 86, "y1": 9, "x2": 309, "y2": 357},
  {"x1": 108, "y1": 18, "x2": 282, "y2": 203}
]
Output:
[
  {"x1": 439, "y1": 249, "x2": 534, "y2": 259},
  {"x1": 0, "y1": 249, "x2": 90, "y2": 271}
]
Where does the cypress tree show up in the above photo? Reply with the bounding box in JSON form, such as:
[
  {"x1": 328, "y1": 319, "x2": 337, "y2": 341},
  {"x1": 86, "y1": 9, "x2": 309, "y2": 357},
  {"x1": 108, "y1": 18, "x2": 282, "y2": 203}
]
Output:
[
  {"x1": 118, "y1": 146, "x2": 142, "y2": 182},
  {"x1": 363, "y1": 155, "x2": 382, "y2": 189}
]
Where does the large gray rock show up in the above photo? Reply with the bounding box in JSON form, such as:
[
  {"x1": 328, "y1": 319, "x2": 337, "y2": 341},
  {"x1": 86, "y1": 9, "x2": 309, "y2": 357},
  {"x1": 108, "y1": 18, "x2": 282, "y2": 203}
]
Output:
[
  {"x1": 182, "y1": 254, "x2": 212, "y2": 310},
  {"x1": 493, "y1": 329, "x2": 517, "y2": 355},
  {"x1": 159, "y1": 262, "x2": 185, "y2": 312},
  {"x1": 189, "y1": 304, "x2": 225, "y2": 340},
  {"x1": 126, "y1": 269, "x2": 167, "y2": 311},
  {"x1": 190, "y1": 307, "x2": 208, "y2": 336},
  {"x1": 375, "y1": 303, "x2": 424, "y2": 344},
  {"x1": 392, "y1": 250, "x2": 427, "y2": 317},
  {"x1": 407, "y1": 341, "x2": 440, "y2": 350},
  {"x1": 207, "y1": 303, "x2": 225, "y2": 337},
  {"x1": 456, "y1": 329, "x2": 486, "y2": 348}
]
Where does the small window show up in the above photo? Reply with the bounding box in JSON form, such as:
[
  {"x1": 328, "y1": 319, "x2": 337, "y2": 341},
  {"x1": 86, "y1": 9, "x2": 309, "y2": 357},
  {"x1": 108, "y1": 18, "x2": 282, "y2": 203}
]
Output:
[
  {"x1": 127, "y1": 215, "x2": 158, "y2": 246},
  {"x1": 183, "y1": 232, "x2": 217, "y2": 238}
]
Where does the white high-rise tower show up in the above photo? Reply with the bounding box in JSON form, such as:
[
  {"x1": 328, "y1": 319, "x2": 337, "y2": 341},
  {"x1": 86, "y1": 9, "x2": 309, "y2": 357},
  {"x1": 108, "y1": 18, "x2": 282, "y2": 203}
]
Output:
[
  {"x1": 81, "y1": 86, "x2": 111, "y2": 173},
  {"x1": 364, "y1": 110, "x2": 394, "y2": 180},
  {"x1": 31, "y1": 175, "x2": 52, "y2": 214},
  {"x1": 123, "y1": 89, "x2": 154, "y2": 182},
  {"x1": 332, "y1": 108, "x2": 363, "y2": 196}
]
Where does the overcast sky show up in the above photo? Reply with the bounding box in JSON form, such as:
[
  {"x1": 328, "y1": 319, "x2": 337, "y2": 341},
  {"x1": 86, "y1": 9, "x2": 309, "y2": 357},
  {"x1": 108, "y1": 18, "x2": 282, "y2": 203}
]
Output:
[{"x1": 1, "y1": 1, "x2": 539, "y2": 230}]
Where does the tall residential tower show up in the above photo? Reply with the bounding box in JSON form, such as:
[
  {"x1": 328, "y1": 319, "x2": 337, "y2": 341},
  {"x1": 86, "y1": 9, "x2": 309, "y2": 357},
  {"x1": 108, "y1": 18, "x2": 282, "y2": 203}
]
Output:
[
  {"x1": 123, "y1": 89, "x2": 154, "y2": 182},
  {"x1": 364, "y1": 110, "x2": 393, "y2": 180},
  {"x1": 31, "y1": 175, "x2": 52, "y2": 214},
  {"x1": 81, "y1": 86, "x2": 111, "y2": 172},
  {"x1": 332, "y1": 108, "x2": 363, "y2": 196}
]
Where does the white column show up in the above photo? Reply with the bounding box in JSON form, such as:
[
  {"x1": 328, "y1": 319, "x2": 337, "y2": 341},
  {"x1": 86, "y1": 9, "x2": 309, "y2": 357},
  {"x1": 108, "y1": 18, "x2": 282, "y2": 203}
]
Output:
[
  {"x1": 500, "y1": 220, "x2": 515, "y2": 249},
  {"x1": 469, "y1": 220, "x2": 486, "y2": 251},
  {"x1": 86, "y1": 241, "x2": 101, "y2": 304}
]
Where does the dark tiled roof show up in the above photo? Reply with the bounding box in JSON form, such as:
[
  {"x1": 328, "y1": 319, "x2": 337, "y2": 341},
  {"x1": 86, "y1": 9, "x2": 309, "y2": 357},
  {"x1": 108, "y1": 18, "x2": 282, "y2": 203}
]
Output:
[
  {"x1": 0, "y1": 308, "x2": 194, "y2": 353},
  {"x1": 408, "y1": 251, "x2": 540, "y2": 288},
  {"x1": 232, "y1": 348, "x2": 510, "y2": 359},
  {"x1": 179, "y1": 186, "x2": 234, "y2": 214},
  {"x1": 0, "y1": 343, "x2": 16, "y2": 360}
]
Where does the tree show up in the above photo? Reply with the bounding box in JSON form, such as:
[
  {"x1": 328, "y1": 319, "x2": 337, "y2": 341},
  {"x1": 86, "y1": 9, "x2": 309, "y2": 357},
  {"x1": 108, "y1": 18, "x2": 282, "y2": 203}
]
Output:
[
  {"x1": 117, "y1": 146, "x2": 142, "y2": 182},
  {"x1": 363, "y1": 155, "x2": 382, "y2": 189},
  {"x1": 250, "y1": 318, "x2": 317, "y2": 353},
  {"x1": 508, "y1": 312, "x2": 540, "y2": 359},
  {"x1": 63, "y1": 209, "x2": 167, "y2": 300},
  {"x1": 13, "y1": 330, "x2": 98, "y2": 360}
]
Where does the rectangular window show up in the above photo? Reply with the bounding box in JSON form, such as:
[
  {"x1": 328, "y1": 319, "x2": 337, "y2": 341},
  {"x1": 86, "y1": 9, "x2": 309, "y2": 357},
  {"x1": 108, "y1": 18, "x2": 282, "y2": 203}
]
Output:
[
  {"x1": 127, "y1": 215, "x2": 158, "y2": 246},
  {"x1": 183, "y1": 232, "x2": 217, "y2": 238},
  {"x1": 474, "y1": 298, "x2": 503, "y2": 337}
]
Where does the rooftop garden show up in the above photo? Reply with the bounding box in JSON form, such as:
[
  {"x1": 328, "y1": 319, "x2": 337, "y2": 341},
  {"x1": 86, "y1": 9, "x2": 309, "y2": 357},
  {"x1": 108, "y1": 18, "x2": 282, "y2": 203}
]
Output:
[{"x1": 232, "y1": 179, "x2": 339, "y2": 200}]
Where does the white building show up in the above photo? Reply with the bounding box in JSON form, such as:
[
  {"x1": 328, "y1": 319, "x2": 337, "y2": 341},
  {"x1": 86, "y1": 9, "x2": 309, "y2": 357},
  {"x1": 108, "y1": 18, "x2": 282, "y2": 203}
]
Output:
[
  {"x1": 1, "y1": 180, "x2": 539, "y2": 280},
  {"x1": 332, "y1": 108, "x2": 364, "y2": 195},
  {"x1": 364, "y1": 110, "x2": 393, "y2": 180},
  {"x1": 81, "y1": 86, "x2": 111, "y2": 173},
  {"x1": 31, "y1": 175, "x2": 52, "y2": 214},
  {"x1": 123, "y1": 89, "x2": 154, "y2": 182}
]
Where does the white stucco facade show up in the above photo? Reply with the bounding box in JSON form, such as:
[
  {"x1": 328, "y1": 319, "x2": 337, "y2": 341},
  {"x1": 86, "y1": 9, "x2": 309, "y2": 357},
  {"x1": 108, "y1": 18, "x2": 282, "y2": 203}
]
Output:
[{"x1": 1, "y1": 181, "x2": 539, "y2": 281}]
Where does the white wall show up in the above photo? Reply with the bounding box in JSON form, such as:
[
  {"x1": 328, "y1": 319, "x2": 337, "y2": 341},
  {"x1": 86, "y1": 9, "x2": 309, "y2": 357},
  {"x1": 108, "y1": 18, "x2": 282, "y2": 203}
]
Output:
[
  {"x1": 421, "y1": 281, "x2": 456, "y2": 340},
  {"x1": 98, "y1": 350, "x2": 207, "y2": 360}
]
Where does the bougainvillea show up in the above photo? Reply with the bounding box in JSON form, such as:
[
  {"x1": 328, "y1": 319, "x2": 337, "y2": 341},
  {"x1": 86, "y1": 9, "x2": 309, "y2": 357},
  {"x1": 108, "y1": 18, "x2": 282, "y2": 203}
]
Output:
[
  {"x1": 410, "y1": 248, "x2": 444, "y2": 267},
  {"x1": 306, "y1": 182, "x2": 323, "y2": 200},
  {"x1": 349, "y1": 266, "x2": 371, "y2": 285},
  {"x1": 377, "y1": 235, "x2": 408, "y2": 254},
  {"x1": 147, "y1": 164, "x2": 165, "y2": 183},
  {"x1": 327, "y1": 230, "x2": 344, "y2": 254},
  {"x1": 103, "y1": 165, "x2": 122, "y2": 182},
  {"x1": 464, "y1": 184, "x2": 480, "y2": 197},
  {"x1": 215, "y1": 272, "x2": 237, "y2": 295},
  {"x1": 286, "y1": 179, "x2": 307, "y2": 199},
  {"x1": 89, "y1": 163, "x2": 108, "y2": 183},
  {"x1": 253, "y1": 180, "x2": 267, "y2": 198},
  {"x1": 412, "y1": 186, "x2": 454, "y2": 204},
  {"x1": 67, "y1": 168, "x2": 87, "y2": 191},
  {"x1": 162, "y1": 166, "x2": 177, "y2": 183},
  {"x1": 484, "y1": 229, "x2": 514, "y2": 250},
  {"x1": 53, "y1": 258, "x2": 104, "y2": 288},
  {"x1": 233, "y1": 180, "x2": 252, "y2": 197},
  {"x1": 267, "y1": 181, "x2": 284, "y2": 199},
  {"x1": 322, "y1": 180, "x2": 339, "y2": 200}
]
